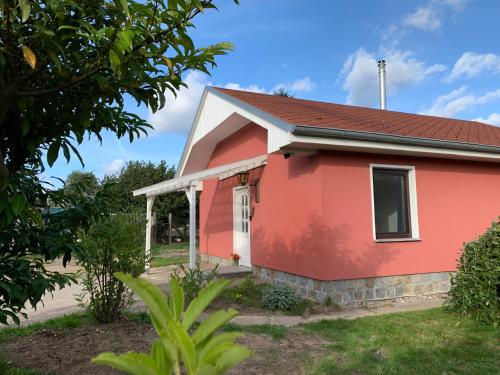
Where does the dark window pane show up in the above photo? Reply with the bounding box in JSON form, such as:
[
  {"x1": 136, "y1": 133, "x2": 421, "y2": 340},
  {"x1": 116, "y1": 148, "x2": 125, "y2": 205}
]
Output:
[{"x1": 373, "y1": 169, "x2": 411, "y2": 238}]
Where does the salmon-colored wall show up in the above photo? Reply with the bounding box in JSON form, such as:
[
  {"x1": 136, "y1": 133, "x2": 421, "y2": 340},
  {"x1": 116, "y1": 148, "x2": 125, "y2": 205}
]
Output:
[{"x1": 199, "y1": 123, "x2": 500, "y2": 280}]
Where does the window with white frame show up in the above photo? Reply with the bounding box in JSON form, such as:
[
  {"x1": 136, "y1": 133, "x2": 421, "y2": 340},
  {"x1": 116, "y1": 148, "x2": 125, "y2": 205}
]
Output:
[{"x1": 370, "y1": 164, "x2": 419, "y2": 241}]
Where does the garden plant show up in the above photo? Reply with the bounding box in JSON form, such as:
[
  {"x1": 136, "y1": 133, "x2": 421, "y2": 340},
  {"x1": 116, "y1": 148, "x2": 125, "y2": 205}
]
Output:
[
  {"x1": 78, "y1": 212, "x2": 146, "y2": 323},
  {"x1": 93, "y1": 273, "x2": 251, "y2": 374}
]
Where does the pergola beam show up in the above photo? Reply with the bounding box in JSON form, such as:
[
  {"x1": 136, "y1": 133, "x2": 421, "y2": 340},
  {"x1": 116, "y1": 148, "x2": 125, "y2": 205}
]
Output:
[{"x1": 186, "y1": 184, "x2": 197, "y2": 270}]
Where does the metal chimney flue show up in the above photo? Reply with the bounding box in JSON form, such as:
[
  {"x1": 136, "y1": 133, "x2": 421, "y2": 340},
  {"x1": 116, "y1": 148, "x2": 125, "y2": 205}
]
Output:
[{"x1": 378, "y1": 60, "x2": 387, "y2": 110}]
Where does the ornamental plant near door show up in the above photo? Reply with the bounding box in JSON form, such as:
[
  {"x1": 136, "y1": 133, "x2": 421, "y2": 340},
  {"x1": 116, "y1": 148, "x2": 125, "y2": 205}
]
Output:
[
  {"x1": 93, "y1": 273, "x2": 251, "y2": 374},
  {"x1": 231, "y1": 253, "x2": 240, "y2": 266}
]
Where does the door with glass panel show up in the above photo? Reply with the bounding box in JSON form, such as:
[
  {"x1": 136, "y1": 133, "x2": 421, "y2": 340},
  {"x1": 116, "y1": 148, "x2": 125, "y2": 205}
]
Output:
[{"x1": 233, "y1": 187, "x2": 251, "y2": 266}]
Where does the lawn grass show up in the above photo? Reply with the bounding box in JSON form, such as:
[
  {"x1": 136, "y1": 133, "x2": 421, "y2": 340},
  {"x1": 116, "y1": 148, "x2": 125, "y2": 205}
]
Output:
[
  {"x1": 0, "y1": 313, "x2": 88, "y2": 343},
  {"x1": 150, "y1": 255, "x2": 188, "y2": 267},
  {"x1": 302, "y1": 307, "x2": 500, "y2": 375},
  {"x1": 151, "y1": 242, "x2": 188, "y2": 255},
  {"x1": 223, "y1": 322, "x2": 286, "y2": 340}
]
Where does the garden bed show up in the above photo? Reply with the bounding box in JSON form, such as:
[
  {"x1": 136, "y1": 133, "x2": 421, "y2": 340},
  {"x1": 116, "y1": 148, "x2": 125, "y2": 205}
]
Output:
[{"x1": 1, "y1": 308, "x2": 498, "y2": 374}]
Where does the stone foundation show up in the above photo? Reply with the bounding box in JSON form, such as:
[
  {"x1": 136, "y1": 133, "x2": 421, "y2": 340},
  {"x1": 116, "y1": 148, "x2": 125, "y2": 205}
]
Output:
[
  {"x1": 200, "y1": 253, "x2": 234, "y2": 267},
  {"x1": 253, "y1": 266, "x2": 452, "y2": 304}
]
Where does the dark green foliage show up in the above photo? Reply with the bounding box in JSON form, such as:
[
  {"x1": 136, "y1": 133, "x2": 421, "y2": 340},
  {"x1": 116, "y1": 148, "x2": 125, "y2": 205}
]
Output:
[
  {"x1": 0, "y1": 171, "x2": 115, "y2": 324},
  {"x1": 172, "y1": 262, "x2": 218, "y2": 303},
  {"x1": 260, "y1": 284, "x2": 301, "y2": 311},
  {"x1": 64, "y1": 171, "x2": 100, "y2": 197},
  {"x1": 273, "y1": 88, "x2": 294, "y2": 97},
  {"x1": 103, "y1": 160, "x2": 189, "y2": 241},
  {"x1": 447, "y1": 219, "x2": 500, "y2": 325},
  {"x1": 0, "y1": 0, "x2": 234, "y2": 322},
  {"x1": 78, "y1": 213, "x2": 146, "y2": 323}
]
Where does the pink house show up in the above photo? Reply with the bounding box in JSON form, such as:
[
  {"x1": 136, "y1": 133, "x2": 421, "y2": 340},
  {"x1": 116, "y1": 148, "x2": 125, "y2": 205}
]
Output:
[{"x1": 134, "y1": 87, "x2": 500, "y2": 303}]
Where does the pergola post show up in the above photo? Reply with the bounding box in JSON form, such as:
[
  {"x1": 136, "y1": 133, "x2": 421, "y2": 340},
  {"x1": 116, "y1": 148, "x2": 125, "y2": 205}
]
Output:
[
  {"x1": 145, "y1": 195, "x2": 155, "y2": 273},
  {"x1": 186, "y1": 184, "x2": 197, "y2": 270}
]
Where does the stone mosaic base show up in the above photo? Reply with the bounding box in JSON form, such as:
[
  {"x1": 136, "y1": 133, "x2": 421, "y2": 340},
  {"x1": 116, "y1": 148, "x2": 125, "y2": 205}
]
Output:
[
  {"x1": 253, "y1": 266, "x2": 452, "y2": 304},
  {"x1": 200, "y1": 253, "x2": 234, "y2": 267}
]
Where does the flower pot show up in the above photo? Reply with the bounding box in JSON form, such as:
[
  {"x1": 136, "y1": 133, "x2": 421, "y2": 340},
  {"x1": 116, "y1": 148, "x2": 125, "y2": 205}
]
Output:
[{"x1": 232, "y1": 259, "x2": 239, "y2": 266}]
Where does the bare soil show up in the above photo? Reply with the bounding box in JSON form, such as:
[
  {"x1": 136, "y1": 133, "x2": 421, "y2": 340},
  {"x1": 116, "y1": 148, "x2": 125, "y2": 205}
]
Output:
[{"x1": 1, "y1": 320, "x2": 328, "y2": 375}]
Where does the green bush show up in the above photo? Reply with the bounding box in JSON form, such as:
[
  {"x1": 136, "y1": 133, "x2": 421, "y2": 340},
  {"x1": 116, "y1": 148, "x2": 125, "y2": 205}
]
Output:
[
  {"x1": 172, "y1": 262, "x2": 218, "y2": 303},
  {"x1": 93, "y1": 273, "x2": 251, "y2": 374},
  {"x1": 447, "y1": 219, "x2": 500, "y2": 326},
  {"x1": 260, "y1": 284, "x2": 301, "y2": 311},
  {"x1": 78, "y1": 213, "x2": 145, "y2": 323}
]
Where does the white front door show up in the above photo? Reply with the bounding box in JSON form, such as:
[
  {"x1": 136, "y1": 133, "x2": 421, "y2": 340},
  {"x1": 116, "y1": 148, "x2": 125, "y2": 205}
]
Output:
[{"x1": 233, "y1": 187, "x2": 251, "y2": 267}]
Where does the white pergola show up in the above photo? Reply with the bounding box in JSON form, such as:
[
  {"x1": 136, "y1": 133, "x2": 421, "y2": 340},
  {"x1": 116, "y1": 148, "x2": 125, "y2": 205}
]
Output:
[{"x1": 133, "y1": 154, "x2": 267, "y2": 271}]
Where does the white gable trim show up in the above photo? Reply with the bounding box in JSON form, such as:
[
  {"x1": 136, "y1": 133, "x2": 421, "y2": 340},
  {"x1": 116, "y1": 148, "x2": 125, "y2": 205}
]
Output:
[{"x1": 176, "y1": 87, "x2": 294, "y2": 177}]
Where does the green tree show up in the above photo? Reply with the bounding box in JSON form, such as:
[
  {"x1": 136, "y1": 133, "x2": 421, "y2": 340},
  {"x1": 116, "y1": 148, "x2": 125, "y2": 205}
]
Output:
[
  {"x1": 64, "y1": 171, "x2": 100, "y2": 197},
  {"x1": 104, "y1": 160, "x2": 189, "y2": 241},
  {"x1": 0, "y1": 0, "x2": 235, "y2": 323},
  {"x1": 273, "y1": 87, "x2": 294, "y2": 97}
]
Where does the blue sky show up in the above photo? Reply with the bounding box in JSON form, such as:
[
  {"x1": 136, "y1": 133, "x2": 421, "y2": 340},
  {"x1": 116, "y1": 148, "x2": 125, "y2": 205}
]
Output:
[{"x1": 47, "y1": 0, "x2": 500, "y2": 182}]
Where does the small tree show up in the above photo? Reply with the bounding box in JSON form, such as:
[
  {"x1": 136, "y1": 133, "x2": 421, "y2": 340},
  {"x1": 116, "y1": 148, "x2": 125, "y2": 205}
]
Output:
[
  {"x1": 65, "y1": 171, "x2": 100, "y2": 197},
  {"x1": 273, "y1": 87, "x2": 294, "y2": 97},
  {"x1": 78, "y1": 212, "x2": 145, "y2": 323},
  {"x1": 447, "y1": 219, "x2": 500, "y2": 326}
]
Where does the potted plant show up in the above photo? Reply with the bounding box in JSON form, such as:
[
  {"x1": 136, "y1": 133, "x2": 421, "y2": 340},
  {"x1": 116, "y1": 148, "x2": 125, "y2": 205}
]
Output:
[{"x1": 231, "y1": 253, "x2": 241, "y2": 266}]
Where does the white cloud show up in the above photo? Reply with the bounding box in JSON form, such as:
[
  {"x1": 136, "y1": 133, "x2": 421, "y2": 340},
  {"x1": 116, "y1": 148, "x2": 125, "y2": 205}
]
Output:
[
  {"x1": 402, "y1": 0, "x2": 467, "y2": 33},
  {"x1": 103, "y1": 158, "x2": 126, "y2": 176},
  {"x1": 148, "y1": 71, "x2": 316, "y2": 134},
  {"x1": 447, "y1": 52, "x2": 500, "y2": 81},
  {"x1": 403, "y1": 6, "x2": 441, "y2": 32},
  {"x1": 340, "y1": 48, "x2": 446, "y2": 107},
  {"x1": 474, "y1": 113, "x2": 500, "y2": 126},
  {"x1": 275, "y1": 77, "x2": 315, "y2": 93},
  {"x1": 420, "y1": 86, "x2": 500, "y2": 117},
  {"x1": 149, "y1": 71, "x2": 210, "y2": 134},
  {"x1": 223, "y1": 82, "x2": 267, "y2": 93}
]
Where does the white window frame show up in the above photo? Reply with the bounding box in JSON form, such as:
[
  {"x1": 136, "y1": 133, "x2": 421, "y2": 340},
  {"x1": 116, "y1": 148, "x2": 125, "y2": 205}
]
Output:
[{"x1": 369, "y1": 163, "x2": 420, "y2": 242}]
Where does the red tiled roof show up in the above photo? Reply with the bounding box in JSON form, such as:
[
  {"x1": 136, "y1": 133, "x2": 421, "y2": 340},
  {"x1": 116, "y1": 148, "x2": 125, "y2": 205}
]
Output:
[{"x1": 213, "y1": 87, "x2": 500, "y2": 148}]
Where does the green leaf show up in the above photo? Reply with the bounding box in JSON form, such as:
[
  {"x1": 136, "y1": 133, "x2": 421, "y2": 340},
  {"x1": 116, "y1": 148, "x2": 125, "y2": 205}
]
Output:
[
  {"x1": 92, "y1": 352, "x2": 158, "y2": 375},
  {"x1": 169, "y1": 278, "x2": 184, "y2": 321},
  {"x1": 151, "y1": 340, "x2": 173, "y2": 374},
  {"x1": 117, "y1": 0, "x2": 130, "y2": 17},
  {"x1": 114, "y1": 273, "x2": 171, "y2": 331},
  {"x1": 182, "y1": 278, "x2": 230, "y2": 329},
  {"x1": 192, "y1": 309, "x2": 238, "y2": 346},
  {"x1": 215, "y1": 346, "x2": 252, "y2": 373},
  {"x1": 10, "y1": 194, "x2": 26, "y2": 216},
  {"x1": 47, "y1": 141, "x2": 60, "y2": 167},
  {"x1": 19, "y1": 0, "x2": 30, "y2": 22},
  {"x1": 169, "y1": 321, "x2": 197, "y2": 374},
  {"x1": 109, "y1": 49, "x2": 121, "y2": 75}
]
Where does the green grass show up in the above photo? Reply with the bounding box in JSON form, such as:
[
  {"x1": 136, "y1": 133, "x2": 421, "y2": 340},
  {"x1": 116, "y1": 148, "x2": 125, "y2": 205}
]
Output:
[
  {"x1": 0, "y1": 357, "x2": 45, "y2": 375},
  {"x1": 151, "y1": 242, "x2": 189, "y2": 255},
  {"x1": 0, "y1": 313, "x2": 88, "y2": 343},
  {"x1": 223, "y1": 322, "x2": 286, "y2": 340},
  {"x1": 151, "y1": 255, "x2": 188, "y2": 267},
  {"x1": 302, "y1": 307, "x2": 500, "y2": 375}
]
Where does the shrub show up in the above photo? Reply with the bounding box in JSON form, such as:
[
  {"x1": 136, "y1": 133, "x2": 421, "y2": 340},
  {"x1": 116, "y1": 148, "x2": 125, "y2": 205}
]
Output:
[
  {"x1": 260, "y1": 284, "x2": 301, "y2": 311},
  {"x1": 172, "y1": 261, "x2": 218, "y2": 303},
  {"x1": 447, "y1": 219, "x2": 500, "y2": 326},
  {"x1": 233, "y1": 274, "x2": 257, "y2": 303},
  {"x1": 77, "y1": 213, "x2": 145, "y2": 323},
  {"x1": 93, "y1": 273, "x2": 251, "y2": 374}
]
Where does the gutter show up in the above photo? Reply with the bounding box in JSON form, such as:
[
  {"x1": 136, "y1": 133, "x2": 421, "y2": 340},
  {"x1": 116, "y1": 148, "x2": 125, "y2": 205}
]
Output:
[{"x1": 293, "y1": 125, "x2": 500, "y2": 155}]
